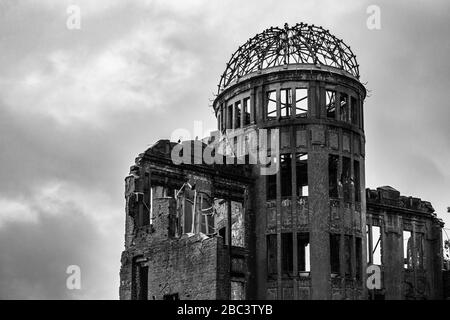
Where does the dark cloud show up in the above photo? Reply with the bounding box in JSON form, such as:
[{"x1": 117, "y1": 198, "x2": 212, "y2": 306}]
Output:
[{"x1": 0, "y1": 198, "x2": 121, "y2": 299}]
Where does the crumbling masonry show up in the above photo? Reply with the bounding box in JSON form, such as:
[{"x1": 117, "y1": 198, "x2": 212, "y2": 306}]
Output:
[{"x1": 119, "y1": 23, "x2": 445, "y2": 300}]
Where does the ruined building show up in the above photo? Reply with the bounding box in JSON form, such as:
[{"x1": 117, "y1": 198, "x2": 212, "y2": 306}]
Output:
[{"x1": 119, "y1": 23, "x2": 445, "y2": 300}]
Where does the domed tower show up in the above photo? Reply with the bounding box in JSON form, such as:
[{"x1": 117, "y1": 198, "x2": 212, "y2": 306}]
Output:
[{"x1": 213, "y1": 23, "x2": 367, "y2": 300}]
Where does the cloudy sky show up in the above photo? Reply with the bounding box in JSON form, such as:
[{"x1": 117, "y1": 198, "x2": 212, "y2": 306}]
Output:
[{"x1": 0, "y1": 0, "x2": 449, "y2": 299}]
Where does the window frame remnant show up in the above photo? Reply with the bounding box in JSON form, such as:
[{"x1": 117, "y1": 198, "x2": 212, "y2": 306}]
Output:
[
  {"x1": 131, "y1": 256, "x2": 148, "y2": 300},
  {"x1": 354, "y1": 160, "x2": 361, "y2": 202},
  {"x1": 266, "y1": 173, "x2": 277, "y2": 200},
  {"x1": 267, "y1": 234, "x2": 278, "y2": 279},
  {"x1": 235, "y1": 100, "x2": 242, "y2": 128},
  {"x1": 340, "y1": 92, "x2": 349, "y2": 122},
  {"x1": 330, "y1": 233, "x2": 340, "y2": 275},
  {"x1": 326, "y1": 90, "x2": 336, "y2": 119},
  {"x1": 266, "y1": 90, "x2": 277, "y2": 120},
  {"x1": 280, "y1": 153, "x2": 292, "y2": 198},
  {"x1": 281, "y1": 232, "x2": 294, "y2": 277},
  {"x1": 296, "y1": 153, "x2": 308, "y2": 197},
  {"x1": 227, "y1": 105, "x2": 233, "y2": 129},
  {"x1": 297, "y1": 233, "x2": 310, "y2": 273},
  {"x1": 295, "y1": 88, "x2": 308, "y2": 118},
  {"x1": 280, "y1": 88, "x2": 292, "y2": 118},
  {"x1": 329, "y1": 154, "x2": 339, "y2": 198},
  {"x1": 243, "y1": 97, "x2": 251, "y2": 126},
  {"x1": 342, "y1": 156, "x2": 352, "y2": 203},
  {"x1": 355, "y1": 237, "x2": 362, "y2": 281},
  {"x1": 370, "y1": 225, "x2": 382, "y2": 266},
  {"x1": 403, "y1": 230, "x2": 413, "y2": 269},
  {"x1": 344, "y1": 235, "x2": 353, "y2": 278},
  {"x1": 351, "y1": 96, "x2": 358, "y2": 125}
]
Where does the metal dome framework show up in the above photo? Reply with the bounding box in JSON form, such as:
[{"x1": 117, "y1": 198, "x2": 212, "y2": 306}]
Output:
[{"x1": 218, "y1": 23, "x2": 360, "y2": 94}]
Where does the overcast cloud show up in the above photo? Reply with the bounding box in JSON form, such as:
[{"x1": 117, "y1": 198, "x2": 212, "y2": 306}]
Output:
[{"x1": 0, "y1": 0, "x2": 449, "y2": 299}]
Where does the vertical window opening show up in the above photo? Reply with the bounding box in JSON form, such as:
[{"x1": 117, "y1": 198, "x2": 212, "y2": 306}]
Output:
[
  {"x1": 266, "y1": 90, "x2": 277, "y2": 120},
  {"x1": 297, "y1": 233, "x2": 310, "y2": 273},
  {"x1": 351, "y1": 96, "x2": 358, "y2": 125},
  {"x1": 282, "y1": 233, "x2": 293, "y2": 276},
  {"x1": 296, "y1": 153, "x2": 308, "y2": 197},
  {"x1": 342, "y1": 157, "x2": 351, "y2": 202},
  {"x1": 330, "y1": 234, "x2": 340, "y2": 274},
  {"x1": 235, "y1": 101, "x2": 242, "y2": 128},
  {"x1": 416, "y1": 234, "x2": 424, "y2": 269},
  {"x1": 267, "y1": 234, "x2": 278, "y2": 279},
  {"x1": 355, "y1": 237, "x2": 362, "y2": 281},
  {"x1": 329, "y1": 154, "x2": 339, "y2": 198},
  {"x1": 403, "y1": 230, "x2": 413, "y2": 269},
  {"x1": 326, "y1": 90, "x2": 336, "y2": 119},
  {"x1": 280, "y1": 154, "x2": 292, "y2": 197},
  {"x1": 266, "y1": 173, "x2": 277, "y2": 200},
  {"x1": 227, "y1": 105, "x2": 233, "y2": 129},
  {"x1": 131, "y1": 257, "x2": 148, "y2": 300},
  {"x1": 295, "y1": 88, "x2": 308, "y2": 117},
  {"x1": 340, "y1": 93, "x2": 349, "y2": 122},
  {"x1": 354, "y1": 160, "x2": 361, "y2": 202},
  {"x1": 243, "y1": 97, "x2": 250, "y2": 126},
  {"x1": 372, "y1": 226, "x2": 382, "y2": 265},
  {"x1": 280, "y1": 88, "x2": 292, "y2": 118},
  {"x1": 344, "y1": 235, "x2": 352, "y2": 278}
]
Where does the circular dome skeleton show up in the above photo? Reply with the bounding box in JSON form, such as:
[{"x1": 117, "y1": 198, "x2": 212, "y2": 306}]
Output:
[{"x1": 218, "y1": 23, "x2": 360, "y2": 94}]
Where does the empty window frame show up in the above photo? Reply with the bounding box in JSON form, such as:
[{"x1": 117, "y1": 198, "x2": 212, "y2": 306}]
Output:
[
  {"x1": 340, "y1": 93, "x2": 349, "y2": 122},
  {"x1": 231, "y1": 201, "x2": 245, "y2": 247},
  {"x1": 416, "y1": 233, "x2": 424, "y2": 269},
  {"x1": 132, "y1": 194, "x2": 149, "y2": 229},
  {"x1": 351, "y1": 96, "x2": 358, "y2": 125},
  {"x1": 354, "y1": 160, "x2": 361, "y2": 202},
  {"x1": 295, "y1": 88, "x2": 308, "y2": 117},
  {"x1": 329, "y1": 154, "x2": 339, "y2": 198},
  {"x1": 296, "y1": 153, "x2": 308, "y2": 197},
  {"x1": 371, "y1": 225, "x2": 382, "y2": 265},
  {"x1": 403, "y1": 230, "x2": 413, "y2": 269},
  {"x1": 355, "y1": 237, "x2": 362, "y2": 281},
  {"x1": 330, "y1": 234, "x2": 340, "y2": 274},
  {"x1": 227, "y1": 105, "x2": 233, "y2": 129},
  {"x1": 280, "y1": 88, "x2": 292, "y2": 118},
  {"x1": 297, "y1": 233, "x2": 310, "y2": 273},
  {"x1": 326, "y1": 90, "x2": 336, "y2": 119},
  {"x1": 266, "y1": 90, "x2": 277, "y2": 120},
  {"x1": 266, "y1": 173, "x2": 277, "y2": 200},
  {"x1": 178, "y1": 188, "x2": 215, "y2": 235},
  {"x1": 131, "y1": 257, "x2": 148, "y2": 300},
  {"x1": 344, "y1": 235, "x2": 353, "y2": 278},
  {"x1": 235, "y1": 101, "x2": 242, "y2": 128},
  {"x1": 282, "y1": 233, "x2": 293, "y2": 276},
  {"x1": 243, "y1": 97, "x2": 251, "y2": 126},
  {"x1": 280, "y1": 154, "x2": 292, "y2": 198},
  {"x1": 342, "y1": 156, "x2": 351, "y2": 202},
  {"x1": 267, "y1": 234, "x2": 278, "y2": 278},
  {"x1": 403, "y1": 231, "x2": 425, "y2": 269}
]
